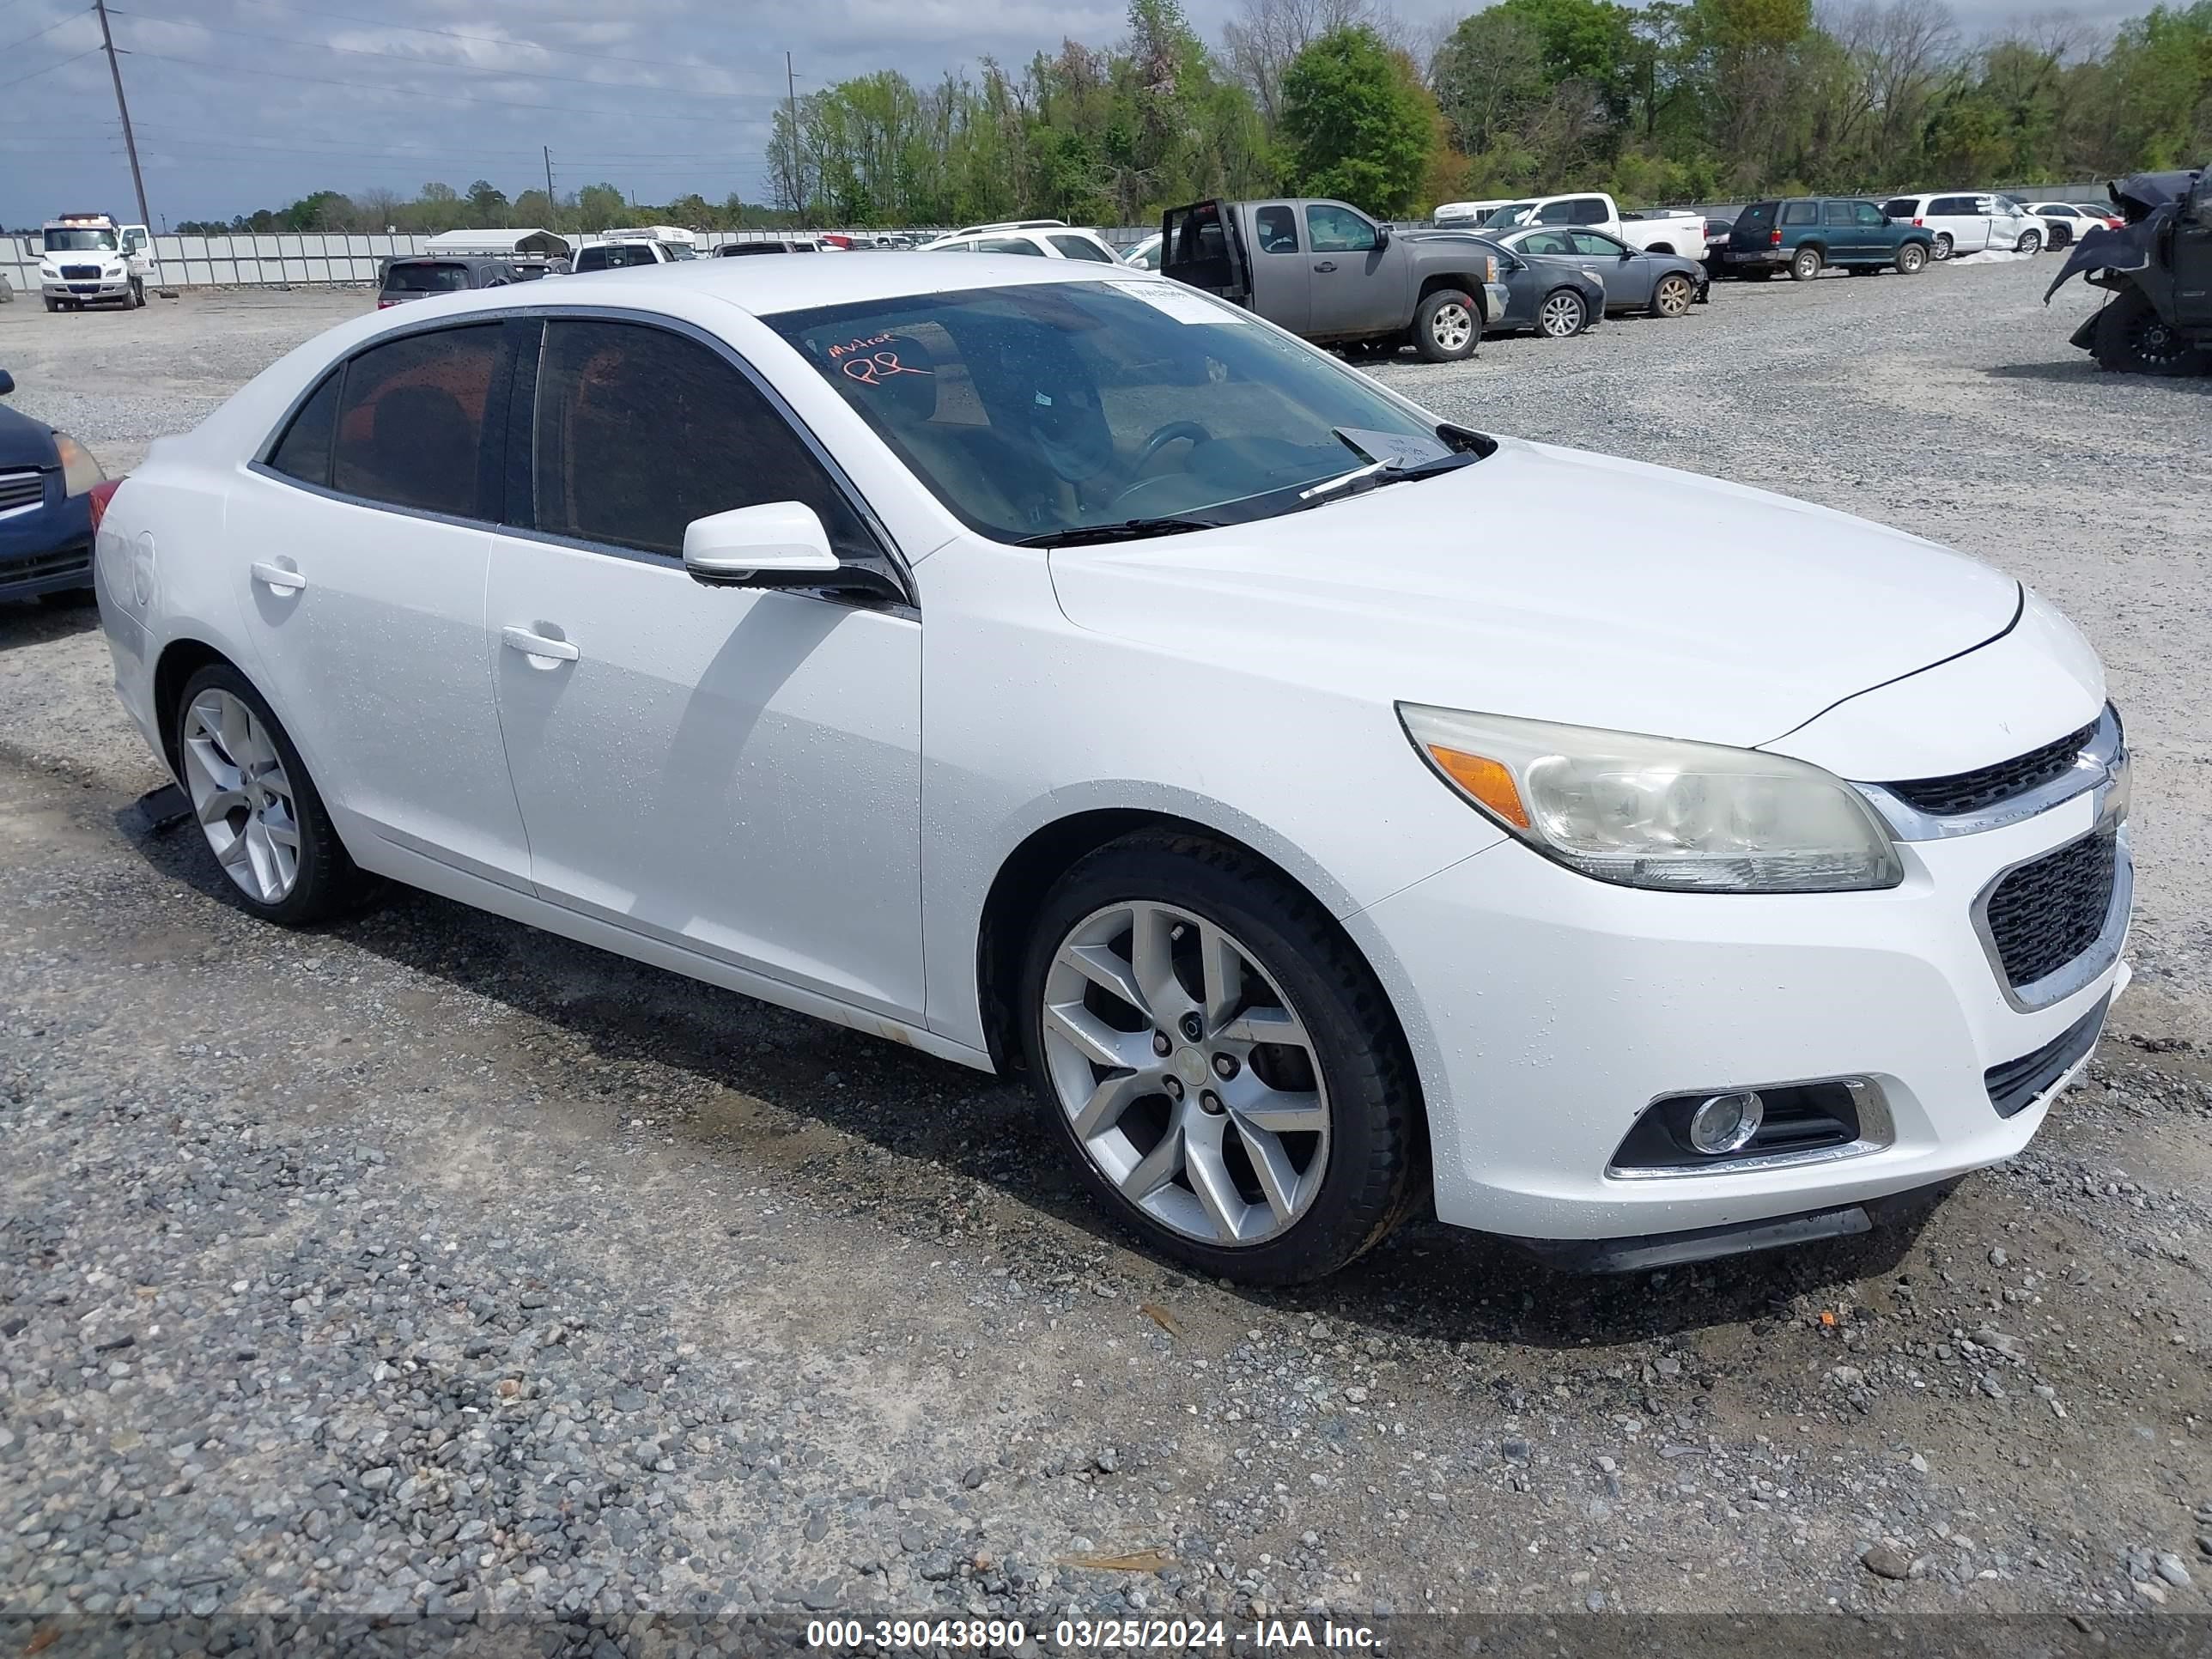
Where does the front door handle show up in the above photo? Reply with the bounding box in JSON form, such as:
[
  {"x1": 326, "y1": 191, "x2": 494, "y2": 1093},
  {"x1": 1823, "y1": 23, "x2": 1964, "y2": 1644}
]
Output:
[
  {"x1": 1313, "y1": 260, "x2": 1337, "y2": 272},
  {"x1": 501, "y1": 626, "x2": 580, "y2": 663},
  {"x1": 250, "y1": 560, "x2": 305, "y2": 593}
]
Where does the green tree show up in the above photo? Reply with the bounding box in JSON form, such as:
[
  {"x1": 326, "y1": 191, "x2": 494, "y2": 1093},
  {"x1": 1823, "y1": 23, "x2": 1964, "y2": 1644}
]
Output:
[
  {"x1": 574, "y1": 182, "x2": 628, "y2": 229},
  {"x1": 464, "y1": 179, "x2": 509, "y2": 224},
  {"x1": 1280, "y1": 24, "x2": 1435, "y2": 213}
]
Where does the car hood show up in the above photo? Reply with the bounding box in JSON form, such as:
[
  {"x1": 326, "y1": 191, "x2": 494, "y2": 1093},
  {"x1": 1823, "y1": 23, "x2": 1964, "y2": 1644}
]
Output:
[
  {"x1": 0, "y1": 403, "x2": 59, "y2": 472},
  {"x1": 1046, "y1": 437, "x2": 2023, "y2": 752}
]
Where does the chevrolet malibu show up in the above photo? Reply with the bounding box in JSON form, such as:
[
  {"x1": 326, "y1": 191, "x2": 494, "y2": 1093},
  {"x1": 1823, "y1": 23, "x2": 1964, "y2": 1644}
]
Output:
[{"x1": 91, "y1": 258, "x2": 2130, "y2": 1284}]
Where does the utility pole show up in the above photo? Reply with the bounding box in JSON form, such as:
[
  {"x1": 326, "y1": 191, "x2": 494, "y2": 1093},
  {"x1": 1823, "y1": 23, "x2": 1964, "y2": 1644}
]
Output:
[
  {"x1": 785, "y1": 52, "x2": 800, "y2": 217},
  {"x1": 94, "y1": 0, "x2": 151, "y2": 231},
  {"x1": 543, "y1": 146, "x2": 558, "y2": 232}
]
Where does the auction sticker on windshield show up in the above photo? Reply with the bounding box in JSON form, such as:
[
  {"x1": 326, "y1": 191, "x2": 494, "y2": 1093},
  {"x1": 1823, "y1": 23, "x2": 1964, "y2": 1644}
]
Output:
[{"x1": 1098, "y1": 279, "x2": 1246, "y2": 325}]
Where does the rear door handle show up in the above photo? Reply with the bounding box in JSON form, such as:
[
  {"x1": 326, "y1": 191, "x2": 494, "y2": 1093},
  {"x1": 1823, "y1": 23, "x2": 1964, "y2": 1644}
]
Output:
[
  {"x1": 1313, "y1": 260, "x2": 1337, "y2": 272},
  {"x1": 250, "y1": 560, "x2": 305, "y2": 592},
  {"x1": 501, "y1": 626, "x2": 579, "y2": 663}
]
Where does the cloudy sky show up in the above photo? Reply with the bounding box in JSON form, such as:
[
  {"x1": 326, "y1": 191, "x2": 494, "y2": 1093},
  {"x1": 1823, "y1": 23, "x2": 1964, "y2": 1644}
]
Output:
[{"x1": 0, "y1": 0, "x2": 2113, "y2": 230}]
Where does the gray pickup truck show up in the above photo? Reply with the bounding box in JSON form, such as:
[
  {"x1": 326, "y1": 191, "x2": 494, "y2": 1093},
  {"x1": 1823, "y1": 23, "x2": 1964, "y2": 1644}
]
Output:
[{"x1": 1160, "y1": 197, "x2": 1513, "y2": 362}]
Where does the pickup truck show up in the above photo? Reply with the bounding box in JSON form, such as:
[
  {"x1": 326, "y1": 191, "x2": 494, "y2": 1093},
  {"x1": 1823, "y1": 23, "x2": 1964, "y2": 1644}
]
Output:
[
  {"x1": 1471, "y1": 193, "x2": 1707, "y2": 260},
  {"x1": 1160, "y1": 198, "x2": 1513, "y2": 362}
]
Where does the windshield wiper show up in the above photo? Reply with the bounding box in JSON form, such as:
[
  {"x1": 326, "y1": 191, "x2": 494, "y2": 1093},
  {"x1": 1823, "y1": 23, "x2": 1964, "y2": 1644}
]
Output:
[
  {"x1": 1293, "y1": 449, "x2": 1480, "y2": 508},
  {"x1": 1012, "y1": 515, "x2": 1224, "y2": 549}
]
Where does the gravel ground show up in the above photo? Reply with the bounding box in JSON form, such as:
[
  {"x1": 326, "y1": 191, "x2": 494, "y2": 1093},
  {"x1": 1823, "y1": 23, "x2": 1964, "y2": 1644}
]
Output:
[{"x1": 3, "y1": 264, "x2": 2211, "y2": 1650}]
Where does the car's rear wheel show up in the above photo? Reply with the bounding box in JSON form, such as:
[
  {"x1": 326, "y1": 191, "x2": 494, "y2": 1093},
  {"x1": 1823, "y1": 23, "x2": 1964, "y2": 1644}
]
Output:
[
  {"x1": 1019, "y1": 834, "x2": 1426, "y2": 1285},
  {"x1": 1790, "y1": 246, "x2": 1823, "y2": 281},
  {"x1": 1931, "y1": 233, "x2": 1954, "y2": 261},
  {"x1": 2093, "y1": 288, "x2": 2211, "y2": 376},
  {"x1": 1537, "y1": 289, "x2": 1587, "y2": 337},
  {"x1": 1413, "y1": 290, "x2": 1479, "y2": 362},
  {"x1": 1895, "y1": 242, "x2": 1928, "y2": 275},
  {"x1": 172, "y1": 663, "x2": 373, "y2": 925},
  {"x1": 1651, "y1": 273, "x2": 1694, "y2": 317}
]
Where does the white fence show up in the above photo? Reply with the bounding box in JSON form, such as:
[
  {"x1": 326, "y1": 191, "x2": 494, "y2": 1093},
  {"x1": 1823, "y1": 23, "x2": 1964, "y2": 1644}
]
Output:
[{"x1": 3, "y1": 226, "x2": 1160, "y2": 295}]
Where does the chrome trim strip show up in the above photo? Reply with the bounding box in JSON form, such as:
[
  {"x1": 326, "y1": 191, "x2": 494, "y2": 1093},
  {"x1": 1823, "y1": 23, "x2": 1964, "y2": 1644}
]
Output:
[
  {"x1": 1854, "y1": 703, "x2": 2124, "y2": 841},
  {"x1": 1605, "y1": 1079, "x2": 1895, "y2": 1181}
]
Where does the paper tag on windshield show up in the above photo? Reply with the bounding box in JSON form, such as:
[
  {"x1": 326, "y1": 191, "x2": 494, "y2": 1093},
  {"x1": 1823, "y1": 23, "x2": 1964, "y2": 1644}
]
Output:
[{"x1": 1100, "y1": 279, "x2": 1246, "y2": 325}]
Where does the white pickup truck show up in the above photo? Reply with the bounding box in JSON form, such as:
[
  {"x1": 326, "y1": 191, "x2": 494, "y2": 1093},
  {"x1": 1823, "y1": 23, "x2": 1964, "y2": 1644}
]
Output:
[{"x1": 1471, "y1": 192, "x2": 1707, "y2": 260}]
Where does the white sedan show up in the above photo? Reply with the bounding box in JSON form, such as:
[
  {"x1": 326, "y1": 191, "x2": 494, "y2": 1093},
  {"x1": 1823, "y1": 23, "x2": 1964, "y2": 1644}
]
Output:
[{"x1": 91, "y1": 256, "x2": 2130, "y2": 1282}]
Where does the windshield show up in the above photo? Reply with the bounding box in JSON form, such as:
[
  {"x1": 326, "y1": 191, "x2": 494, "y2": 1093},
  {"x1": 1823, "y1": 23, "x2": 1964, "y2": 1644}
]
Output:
[
  {"x1": 44, "y1": 228, "x2": 118, "y2": 252},
  {"x1": 1480, "y1": 202, "x2": 1536, "y2": 229},
  {"x1": 767, "y1": 280, "x2": 1464, "y2": 544}
]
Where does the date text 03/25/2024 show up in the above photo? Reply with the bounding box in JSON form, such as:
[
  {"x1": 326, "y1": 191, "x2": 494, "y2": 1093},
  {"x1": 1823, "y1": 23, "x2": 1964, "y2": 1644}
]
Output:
[{"x1": 804, "y1": 1617, "x2": 1382, "y2": 1650}]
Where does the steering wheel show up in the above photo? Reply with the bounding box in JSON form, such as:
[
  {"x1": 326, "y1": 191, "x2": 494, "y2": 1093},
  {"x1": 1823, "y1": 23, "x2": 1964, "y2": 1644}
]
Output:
[{"x1": 1108, "y1": 421, "x2": 1213, "y2": 514}]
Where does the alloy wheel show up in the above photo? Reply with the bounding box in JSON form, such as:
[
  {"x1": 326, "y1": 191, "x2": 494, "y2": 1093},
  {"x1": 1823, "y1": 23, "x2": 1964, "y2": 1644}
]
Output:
[
  {"x1": 1539, "y1": 293, "x2": 1584, "y2": 337},
  {"x1": 2126, "y1": 310, "x2": 2195, "y2": 370},
  {"x1": 1932, "y1": 234, "x2": 1954, "y2": 261},
  {"x1": 1655, "y1": 275, "x2": 1692, "y2": 316},
  {"x1": 180, "y1": 689, "x2": 302, "y2": 904},
  {"x1": 1040, "y1": 901, "x2": 1332, "y2": 1248},
  {"x1": 2019, "y1": 231, "x2": 2042, "y2": 254},
  {"x1": 1428, "y1": 301, "x2": 1474, "y2": 354}
]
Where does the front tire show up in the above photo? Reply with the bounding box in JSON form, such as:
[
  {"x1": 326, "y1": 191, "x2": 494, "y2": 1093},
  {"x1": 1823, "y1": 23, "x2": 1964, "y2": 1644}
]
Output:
[
  {"x1": 1790, "y1": 246, "x2": 1823, "y2": 281},
  {"x1": 1413, "y1": 289, "x2": 1479, "y2": 362},
  {"x1": 2016, "y1": 229, "x2": 2042, "y2": 255},
  {"x1": 1018, "y1": 834, "x2": 1427, "y2": 1285},
  {"x1": 1650, "y1": 273, "x2": 1694, "y2": 317},
  {"x1": 1537, "y1": 288, "x2": 1587, "y2": 337},
  {"x1": 172, "y1": 663, "x2": 374, "y2": 925},
  {"x1": 2093, "y1": 288, "x2": 2210, "y2": 376},
  {"x1": 130, "y1": 277, "x2": 145, "y2": 307},
  {"x1": 1895, "y1": 242, "x2": 1928, "y2": 275}
]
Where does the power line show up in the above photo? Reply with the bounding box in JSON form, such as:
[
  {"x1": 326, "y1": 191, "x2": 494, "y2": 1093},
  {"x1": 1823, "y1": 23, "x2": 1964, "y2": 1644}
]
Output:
[
  {"x1": 0, "y1": 42, "x2": 98, "y2": 92},
  {"x1": 106, "y1": 9, "x2": 779, "y2": 101},
  {"x1": 0, "y1": 4, "x2": 90, "y2": 56}
]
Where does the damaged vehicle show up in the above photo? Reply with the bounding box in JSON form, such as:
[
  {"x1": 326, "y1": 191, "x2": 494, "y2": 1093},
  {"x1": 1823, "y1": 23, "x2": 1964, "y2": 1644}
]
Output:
[{"x1": 2045, "y1": 166, "x2": 2211, "y2": 375}]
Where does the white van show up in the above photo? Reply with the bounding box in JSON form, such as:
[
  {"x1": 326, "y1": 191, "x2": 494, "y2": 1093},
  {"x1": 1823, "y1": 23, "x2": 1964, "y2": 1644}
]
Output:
[{"x1": 1878, "y1": 192, "x2": 2043, "y2": 260}]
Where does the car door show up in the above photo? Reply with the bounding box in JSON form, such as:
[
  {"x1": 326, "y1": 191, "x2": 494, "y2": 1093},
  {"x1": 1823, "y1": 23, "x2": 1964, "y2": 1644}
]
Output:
[
  {"x1": 228, "y1": 319, "x2": 535, "y2": 890},
  {"x1": 1567, "y1": 230, "x2": 1645, "y2": 305},
  {"x1": 1820, "y1": 199, "x2": 1864, "y2": 261},
  {"x1": 1303, "y1": 204, "x2": 1393, "y2": 337},
  {"x1": 485, "y1": 314, "x2": 925, "y2": 1019}
]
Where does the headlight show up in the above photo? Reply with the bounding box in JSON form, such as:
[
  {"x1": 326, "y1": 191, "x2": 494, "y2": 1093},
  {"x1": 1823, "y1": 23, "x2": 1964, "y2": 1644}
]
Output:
[
  {"x1": 39, "y1": 264, "x2": 58, "y2": 278},
  {"x1": 53, "y1": 432, "x2": 106, "y2": 497},
  {"x1": 1398, "y1": 703, "x2": 1904, "y2": 893}
]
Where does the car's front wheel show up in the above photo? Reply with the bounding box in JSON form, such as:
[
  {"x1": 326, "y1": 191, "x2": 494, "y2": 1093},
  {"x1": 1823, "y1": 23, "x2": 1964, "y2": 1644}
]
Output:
[
  {"x1": 1413, "y1": 289, "x2": 1479, "y2": 362},
  {"x1": 1650, "y1": 273, "x2": 1695, "y2": 317},
  {"x1": 2093, "y1": 288, "x2": 2211, "y2": 375},
  {"x1": 1019, "y1": 834, "x2": 1426, "y2": 1285},
  {"x1": 2017, "y1": 229, "x2": 2043, "y2": 254},
  {"x1": 172, "y1": 662, "x2": 373, "y2": 925},
  {"x1": 1895, "y1": 242, "x2": 1928, "y2": 275},
  {"x1": 1537, "y1": 289, "x2": 1587, "y2": 337}
]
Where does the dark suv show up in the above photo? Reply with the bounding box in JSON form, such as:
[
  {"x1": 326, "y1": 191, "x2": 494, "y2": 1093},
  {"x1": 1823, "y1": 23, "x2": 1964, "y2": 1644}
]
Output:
[
  {"x1": 1722, "y1": 199, "x2": 1935, "y2": 281},
  {"x1": 376, "y1": 255, "x2": 551, "y2": 309}
]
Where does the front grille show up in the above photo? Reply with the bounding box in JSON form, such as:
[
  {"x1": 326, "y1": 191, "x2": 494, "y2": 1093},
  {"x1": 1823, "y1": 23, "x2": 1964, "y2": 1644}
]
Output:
[
  {"x1": 0, "y1": 470, "x2": 44, "y2": 514},
  {"x1": 60, "y1": 264, "x2": 101, "y2": 280},
  {"x1": 1887, "y1": 718, "x2": 2099, "y2": 816},
  {"x1": 1984, "y1": 827, "x2": 2118, "y2": 988},
  {"x1": 0, "y1": 547, "x2": 91, "y2": 592},
  {"x1": 1985, "y1": 993, "x2": 2110, "y2": 1118}
]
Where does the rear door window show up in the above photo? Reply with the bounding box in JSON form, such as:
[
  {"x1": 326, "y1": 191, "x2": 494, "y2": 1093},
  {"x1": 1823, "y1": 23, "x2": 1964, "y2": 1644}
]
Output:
[
  {"x1": 1517, "y1": 231, "x2": 1575, "y2": 255},
  {"x1": 1929, "y1": 197, "x2": 1972, "y2": 216},
  {"x1": 266, "y1": 371, "x2": 341, "y2": 488},
  {"x1": 1255, "y1": 205, "x2": 1300, "y2": 254},
  {"x1": 330, "y1": 324, "x2": 507, "y2": 520},
  {"x1": 1822, "y1": 201, "x2": 1855, "y2": 225},
  {"x1": 976, "y1": 236, "x2": 1045, "y2": 256},
  {"x1": 1047, "y1": 234, "x2": 1115, "y2": 263}
]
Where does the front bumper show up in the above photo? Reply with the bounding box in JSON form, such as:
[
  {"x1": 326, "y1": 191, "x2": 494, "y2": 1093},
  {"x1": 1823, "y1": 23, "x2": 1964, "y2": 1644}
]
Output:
[
  {"x1": 40, "y1": 277, "x2": 131, "y2": 301},
  {"x1": 1359, "y1": 778, "x2": 2128, "y2": 1249},
  {"x1": 0, "y1": 478, "x2": 93, "y2": 599}
]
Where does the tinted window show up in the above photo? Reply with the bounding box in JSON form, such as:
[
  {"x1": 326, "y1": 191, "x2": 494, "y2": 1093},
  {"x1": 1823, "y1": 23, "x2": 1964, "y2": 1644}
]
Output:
[
  {"x1": 2037, "y1": 206, "x2": 2070, "y2": 219},
  {"x1": 1822, "y1": 200, "x2": 1855, "y2": 225},
  {"x1": 267, "y1": 370, "x2": 341, "y2": 488},
  {"x1": 1048, "y1": 234, "x2": 1115, "y2": 263},
  {"x1": 1854, "y1": 202, "x2": 1886, "y2": 226},
  {"x1": 1305, "y1": 204, "x2": 1375, "y2": 252},
  {"x1": 1736, "y1": 202, "x2": 1777, "y2": 229},
  {"x1": 1781, "y1": 201, "x2": 1817, "y2": 225},
  {"x1": 1881, "y1": 198, "x2": 1917, "y2": 217},
  {"x1": 1517, "y1": 230, "x2": 1575, "y2": 255},
  {"x1": 532, "y1": 319, "x2": 874, "y2": 562},
  {"x1": 331, "y1": 325, "x2": 504, "y2": 519},
  {"x1": 384, "y1": 261, "x2": 471, "y2": 294},
  {"x1": 1255, "y1": 206, "x2": 1299, "y2": 254},
  {"x1": 1929, "y1": 197, "x2": 1972, "y2": 216},
  {"x1": 1569, "y1": 198, "x2": 1608, "y2": 225},
  {"x1": 977, "y1": 236, "x2": 1045, "y2": 256}
]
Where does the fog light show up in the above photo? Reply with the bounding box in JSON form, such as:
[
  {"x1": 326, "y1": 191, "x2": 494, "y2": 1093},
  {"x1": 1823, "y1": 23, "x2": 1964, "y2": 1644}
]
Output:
[{"x1": 1687, "y1": 1091, "x2": 1764, "y2": 1156}]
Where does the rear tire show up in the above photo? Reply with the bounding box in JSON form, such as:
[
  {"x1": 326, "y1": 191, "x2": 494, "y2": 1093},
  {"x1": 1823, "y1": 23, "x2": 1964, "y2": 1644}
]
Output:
[
  {"x1": 1018, "y1": 833, "x2": 1428, "y2": 1285},
  {"x1": 1895, "y1": 242, "x2": 1928, "y2": 275},
  {"x1": 1790, "y1": 246, "x2": 1823, "y2": 281},
  {"x1": 1413, "y1": 289, "x2": 1479, "y2": 362},
  {"x1": 171, "y1": 662, "x2": 376, "y2": 926},
  {"x1": 2093, "y1": 288, "x2": 2211, "y2": 376}
]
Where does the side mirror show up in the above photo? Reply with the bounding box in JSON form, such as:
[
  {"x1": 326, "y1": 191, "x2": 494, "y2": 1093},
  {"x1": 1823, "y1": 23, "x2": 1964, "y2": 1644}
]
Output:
[
  {"x1": 1374, "y1": 222, "x2": 1391, "y2": 246},
  {"x1": 683, "y1": 501, "x2": 842, "y2": 586},
  {"x1": 0, "y1": 369, "x2": 13, "y2": 398}
]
